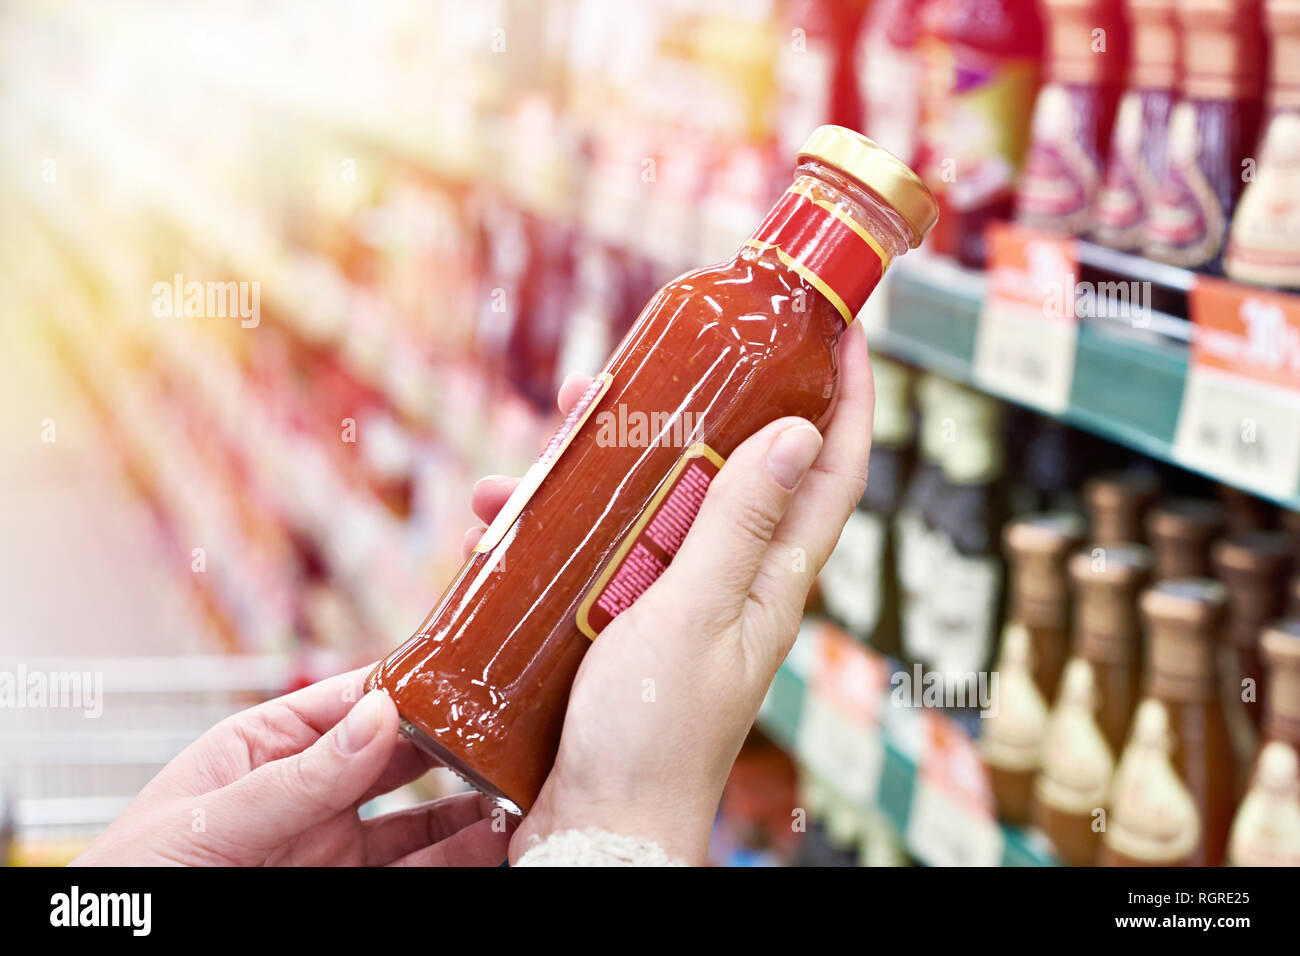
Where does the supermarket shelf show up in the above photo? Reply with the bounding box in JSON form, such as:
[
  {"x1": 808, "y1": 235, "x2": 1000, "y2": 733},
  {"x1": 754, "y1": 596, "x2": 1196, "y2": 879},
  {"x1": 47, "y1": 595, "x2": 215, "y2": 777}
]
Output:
[
  {"x1": 757, "y1": 621, "x2": 1060, "y2": 867},
  {"x1": 876, "y1": 256, "x2": 1300, "y2": 512}
]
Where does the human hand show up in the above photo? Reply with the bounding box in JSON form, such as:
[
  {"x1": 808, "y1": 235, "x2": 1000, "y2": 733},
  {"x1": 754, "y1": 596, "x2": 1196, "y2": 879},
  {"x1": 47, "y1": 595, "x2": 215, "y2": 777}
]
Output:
[
  {"x1": 463, "y1": 324, "x2": 876, "y2": 865},
  {"x1": 73, "y1": 667, "x2": 515, "y2": 866}
]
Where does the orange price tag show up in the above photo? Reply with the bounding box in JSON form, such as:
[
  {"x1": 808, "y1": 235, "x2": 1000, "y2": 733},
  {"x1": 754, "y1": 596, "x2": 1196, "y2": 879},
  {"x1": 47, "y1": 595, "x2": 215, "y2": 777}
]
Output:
[
  {"x1": 974, "y1": 222, "x2": 1080, "y2": 414},
  {"x1": 1173, "y1": 278, "x2": 1300, "y2": 498}
]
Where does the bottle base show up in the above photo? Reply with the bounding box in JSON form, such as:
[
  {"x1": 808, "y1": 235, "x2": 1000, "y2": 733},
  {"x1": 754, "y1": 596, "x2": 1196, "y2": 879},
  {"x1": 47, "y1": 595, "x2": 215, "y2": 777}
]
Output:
[{"x1": 397, "y1": 718, "x2": 523, "y2": 816}]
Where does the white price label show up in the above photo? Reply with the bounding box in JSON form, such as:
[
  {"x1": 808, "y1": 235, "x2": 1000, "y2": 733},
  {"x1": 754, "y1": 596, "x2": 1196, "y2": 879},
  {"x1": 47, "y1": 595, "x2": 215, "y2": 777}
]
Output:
[
  {"x1": 973, "y1": 301, "x2": 1078, "y2": 414},
  {"x1": 1173, "y1": 368, "x2": 1300, "y2": 499},
  {"x1": 973, "y1": 224, "x2": 1080, "y2": 414},
  {"x1": 905, "y1": 780, "x2": 1005, "y2": 867},
  {"x1": 797, "y1": 693, "x2": 884, "y2": 805}
]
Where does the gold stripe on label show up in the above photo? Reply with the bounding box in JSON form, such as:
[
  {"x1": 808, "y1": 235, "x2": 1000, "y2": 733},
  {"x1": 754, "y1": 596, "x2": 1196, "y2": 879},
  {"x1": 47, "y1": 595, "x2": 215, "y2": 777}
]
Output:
[
  {"x1": 743, "y1": 239, "x2": 854, "y2": 324},
  {"x1": 786, "y1": 181, "x2": 894, "y2": 270}
]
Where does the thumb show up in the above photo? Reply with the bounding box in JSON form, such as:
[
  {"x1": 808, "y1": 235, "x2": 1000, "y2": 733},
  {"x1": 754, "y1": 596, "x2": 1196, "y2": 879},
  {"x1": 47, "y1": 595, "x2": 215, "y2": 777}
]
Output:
[
  {"x1": 655, "y1": 417, "x2": 822, "y2": 627},
  {"x1": 209, "y1": 690, "x2": 400, "y2": 849}
]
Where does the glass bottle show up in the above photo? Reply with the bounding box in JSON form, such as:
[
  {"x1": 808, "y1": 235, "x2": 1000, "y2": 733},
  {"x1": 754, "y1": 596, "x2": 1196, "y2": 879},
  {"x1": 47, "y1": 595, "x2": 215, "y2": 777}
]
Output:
[
  {"x1": 1213, "y1": 532, "x2": 1294, "y2": 731},
  {"x1": 1004, "y1": 513, "x2": 1087, "y2": 703},
  {"x1": 1119, "y1": 579, "x2": 1236, "y2": 865},
  {"x1": 897, "y1": 374, "x2": 958, "y2": 670},
  {"x1": 919, "y1": 0, "x2": 1045, "y2": 266},
  {"x1": 982, "y1": 623, "x2": 1050, "y2": 825},
  {"x1": 1226, "y1": 740, "x2": 1300, "y2": 864},
  {"x1": 368, "y1": 128, "x2": 939, "y2": 811},
  {"x1": 1100, "y1": 698, "x2": 1203, "y2": 864},
  {"x1": 1017, "y1": 0, "x2": 1130, "y2": 235},
  {"x1": 819, "y1": 356, "x2": 915, "y2": 653},
  {"x1": 1031, "y1": 658, "x2": 1115, "y2": 864},
  {"x1": 1094, "y1": 0, "x2": 1181, "y2": 250},
  {"x1": 927, "y1": 387, "x2": 1008, "y2": 694},
  {"x1": 1145, "y1": 498, "x2": 1226, "y2": 580},
  {"x1": 1145, "y1": 0, "x2": 1267, "y2": 274},
  {"x1": 1260, "y1": 617, "x2": 1300, "y2": 755},
  {"x1": 1084, "y1": 470, "x2": 1160, "y2": 546},
  {"x1": 855, "y1": 0, "x2": 932, "y2": 169},
  {"x1": 1070, "y1": 544, "x2": 1153, "y2": 753},
  {"x1": 1225, "y1": 0, "x2": 1300, "y2": 287}
]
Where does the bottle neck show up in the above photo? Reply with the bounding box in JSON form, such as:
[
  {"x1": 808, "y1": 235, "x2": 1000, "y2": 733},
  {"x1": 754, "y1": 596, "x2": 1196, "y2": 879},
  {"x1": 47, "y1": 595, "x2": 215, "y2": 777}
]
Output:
[{"x1": 741, "y1": 159, "x2": 916, "y2": 326}]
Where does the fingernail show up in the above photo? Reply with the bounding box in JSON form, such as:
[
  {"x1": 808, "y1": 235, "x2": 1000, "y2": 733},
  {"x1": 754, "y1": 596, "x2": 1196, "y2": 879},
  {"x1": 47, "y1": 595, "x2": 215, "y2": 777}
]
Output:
[
  {"x1": 766, "y1": 423, "x2": 822, "y2": 490},
  {"x1": 337, "y1": 690, "x2": 385, "y2": 754}
]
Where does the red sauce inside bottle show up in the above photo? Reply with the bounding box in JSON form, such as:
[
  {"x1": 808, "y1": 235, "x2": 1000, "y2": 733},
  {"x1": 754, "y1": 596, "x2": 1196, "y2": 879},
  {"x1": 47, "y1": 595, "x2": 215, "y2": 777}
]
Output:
[{"x1": 368, "y1": 130, "x2": 937, "y2": 809}]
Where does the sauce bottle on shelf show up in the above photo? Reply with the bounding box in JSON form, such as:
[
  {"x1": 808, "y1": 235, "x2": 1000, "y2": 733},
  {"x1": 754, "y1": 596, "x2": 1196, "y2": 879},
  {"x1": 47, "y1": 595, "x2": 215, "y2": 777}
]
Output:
[
  {"x1": 1117, "y1": 579, "x2": 1236, "y2": 865},
  {"x1": 855, "y1": 0, "x2": 932, "y2": 169},
  {"x1": 1084, "y1": 470, "x2": 1160, "y2": 546},
  {"x1": 368, "y1": 127, "x2": 939, "y2": 811},
  {"x1": 777, "y1": 0, "x2": 869, "y2": 165},
  {"x1": 1260, "y1": 617, "x2": 1300, "y2": 756},
  {"x1": 1070, "y1": 545, "x2": 1153, "y2": 754},
  {"x1": 927, "y1": 387, "x2": 1008, "y2": 694},
  {"x1": 1283, "y1": 507, "x2": 1300, "y2": 564},
  {"x1": 1290, "y1": 573, "x2": 1300, "y2": 617},
  {"x1": 1145, "y1": 0, "x2": 1267, "y2": 274},
  {"x1": 1218, "y1": 483, "x2": 1277, "y2": 535},
  {"x1": 1225, "y1": 0, "x2": 1300, "y2": 287},
  {"x1": 1004, "y1": 513, "x2": 1087, "y2": 703},
  {"x1": 818, "y1": 356, "x2": 915, "y2": 653},
  {"x1": 1093, "y1": 0, "x2": 1182, "y2": 250},
  {"x1": 1225, "y1": 740, "x2": 1300, "y2": 864},
  {"x1": 1145, "y1": 498, "x2": 1226, "y2": 579},
  {"x1": 1030, "y1": 659, "x2": 1116, "y2": 864},
  {"x1": 982, "y1": 623, "x2": 1050, "y2": 825},
  {"x1": 896, "y1": 374, "x2": 957, "y2": 671},
  {"x1": 1100, "y1": 698, "x2": 1202, "y2": 865},
  {"x1": 918, "y1": 0, "x2": 1045, "y2": 266},
  {"x1": 1017, "y1": 0, "x2": 1130, "y2": 235},
  {"x1": 1213, "y1": 532, "x2": 1294, "y2": 731}
]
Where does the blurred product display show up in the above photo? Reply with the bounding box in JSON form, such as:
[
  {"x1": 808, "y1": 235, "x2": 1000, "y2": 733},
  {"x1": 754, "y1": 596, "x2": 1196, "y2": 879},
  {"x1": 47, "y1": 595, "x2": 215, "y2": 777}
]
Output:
[{"x1": 2, "y1": 0, "x2": 1299, "y2": 868}]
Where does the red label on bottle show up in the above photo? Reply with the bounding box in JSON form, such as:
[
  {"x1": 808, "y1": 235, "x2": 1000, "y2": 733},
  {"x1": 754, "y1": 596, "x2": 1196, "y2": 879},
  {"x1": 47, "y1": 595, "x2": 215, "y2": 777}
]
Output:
[
  {"x1": 744, "y1": 183, "x2": 888, "y2": 323},
  {"x1": 577, "y1": 443, "x2": 724, "y2": 639}
]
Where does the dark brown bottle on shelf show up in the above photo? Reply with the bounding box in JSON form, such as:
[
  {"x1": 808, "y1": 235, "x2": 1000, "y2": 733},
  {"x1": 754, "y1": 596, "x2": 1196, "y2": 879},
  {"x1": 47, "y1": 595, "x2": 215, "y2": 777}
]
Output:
[
  {"x1": 1145, "y1": 498, "x2": 1226, "y2": 580},
  {"x1": 1004, "y1": 513, "x2": 1087, "y2": 703},
  {"x1": 1218, "y1": 483, "x2": 1276, "y2": 536},
  {"x1": 818, "y1": 357, "x2": 914, "y2": 654},
  {"x1": 1105, "y1": 579, "x2": 1236, "y2": 865},
  {"x1": 1289, "y1": 574, "x2": 1300, "y2": 618},
  {"x1": 1229, "y1": 618, "x2": 1300, "y2": 864},
  {"x1": 1282, "y1": 507, "x2": 1300, "y2": 564},
  {"x1": 896, "y1": 375, "x2": 955, "y2": 671},
  {"x1": 1031, "y1": 658, "x2": 1115, "y2": 865},
  {"x1": 922, "y1": 384, "x2": 1008, "y2": 690},
  {"x1": 1213, "y1": 532, "x2": 1294, "y2": 731},
  {"x1": 1260, "y1": 618, "x2": 1300, "y2": 755},
  {"x1": 1070, "y1": 545, "x2": 1153, "y2": 753},
  {"x1": 1084, "y1": 471, "x2": 1159, "y2": 546}
]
